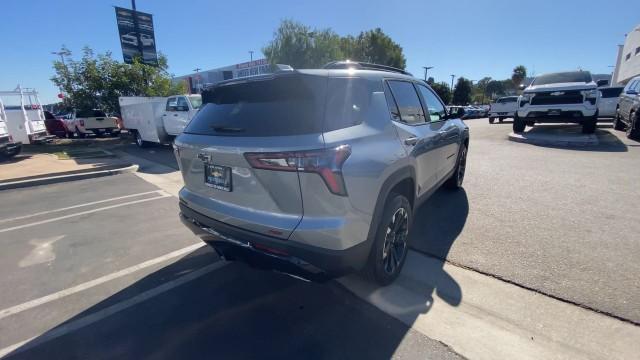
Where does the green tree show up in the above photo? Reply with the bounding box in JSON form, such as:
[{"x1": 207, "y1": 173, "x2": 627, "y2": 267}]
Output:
[
  {"x1": 263, "y1": 20, "x2": 406, "y2": 69},
  {"x1": 426, "y1": 77, "x2": 435, "y2": 85},
  {"x1": 511, "y1": 65, "x2": 527, "y2": 88},
  {"x1": 51, "y1": 47, "x2": 183, "y2": 114},
  {"x1": 485, "y1": 80, "x2": 505, "y2": 98},
  {"x1": 430, "y1": 82, "x2": 451, "y2": 104},
  {"x1": 262, "y1": 20, "x2": 342, "y2": 68},
  {"x1": 344, "y1": 28, "x2": 406, "y2": 69},
  {"x1": 452, "y1": 77, "x2": 472, "y2": 105}
]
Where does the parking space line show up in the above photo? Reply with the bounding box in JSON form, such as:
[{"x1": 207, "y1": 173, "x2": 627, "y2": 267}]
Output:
[
  {"x1": 0, "y1": 261, "x2": 227, "y2": 358},
  {"x1": 0, "y1": 190, "x2": 165, "y2": 224},
  {"x1": 0, "y1": 192, "x2": 171, "y2": 233},
  {"x1": 0, "y1": 242, "x2": 206, "y2": 321}
]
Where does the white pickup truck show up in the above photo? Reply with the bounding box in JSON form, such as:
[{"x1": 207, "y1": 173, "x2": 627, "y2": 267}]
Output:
[
  {"x1": 65, "y1": 109, "x2": 120, "y2": 137},
  {"x1": 515, "y1": 71, "x2": 606, "y2": 134},
  {"x1": 120, "y1": 94, "x2": 201, "y2": 147},
  {"x1": 488, "y1": 96, "x2": 518, "y2": 123}
]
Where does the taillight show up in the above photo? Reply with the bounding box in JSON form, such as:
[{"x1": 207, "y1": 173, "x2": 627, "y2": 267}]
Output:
[{"x1": 244, "y1": 145, "x2": 351, "y2": 196}]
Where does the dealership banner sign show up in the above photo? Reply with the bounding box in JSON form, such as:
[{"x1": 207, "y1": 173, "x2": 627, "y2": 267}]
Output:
[{"x1": 114, "y1": 7, "x2": 158, "y2": 66}]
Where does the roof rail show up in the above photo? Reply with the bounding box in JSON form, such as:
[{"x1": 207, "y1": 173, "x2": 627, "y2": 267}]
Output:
[{"x1": 323, "y1": 60, "x2": 412, "y2": 76}]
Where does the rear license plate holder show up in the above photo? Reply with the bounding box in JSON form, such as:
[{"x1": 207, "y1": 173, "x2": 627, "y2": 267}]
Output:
[{"x1": 204, "y1": 164, "x2": 232, "y2": 192}]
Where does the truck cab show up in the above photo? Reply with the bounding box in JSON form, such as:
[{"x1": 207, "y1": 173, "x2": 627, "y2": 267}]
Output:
[{"x1": 161, "y1": 95, "x2": 202, "y2": 135}]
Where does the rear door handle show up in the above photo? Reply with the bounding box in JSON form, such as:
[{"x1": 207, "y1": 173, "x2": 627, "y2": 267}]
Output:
[{"x1": 404, "y1": 137, "x2": 418, "y2": 146}]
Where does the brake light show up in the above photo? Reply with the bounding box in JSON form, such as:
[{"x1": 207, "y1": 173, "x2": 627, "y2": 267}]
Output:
[{"x1": 244, "y1": 145, "x2": 351, "y2": 196}]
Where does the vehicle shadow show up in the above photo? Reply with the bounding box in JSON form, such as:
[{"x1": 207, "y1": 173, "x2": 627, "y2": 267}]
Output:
[
  {"x1": 6, "y1": 245, "x2": 438, "y2": 359},
  {"x1": 518, "y1": 124, "x2": 628, "y2": 152}
]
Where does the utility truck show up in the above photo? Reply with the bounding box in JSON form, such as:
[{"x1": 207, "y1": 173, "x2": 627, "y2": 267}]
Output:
[
  {"x1": 0, "y1": 86, "x2": 52, "y2": 144},
  {"x1": 119, "y1": 94, "x2": 201, "y2": 147},
  {"x1": 0, "y1": 98, "x2": 22, "y2": 159}
]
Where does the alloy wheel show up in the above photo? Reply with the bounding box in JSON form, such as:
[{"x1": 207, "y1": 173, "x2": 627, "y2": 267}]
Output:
[{"x1": 382, "y1": 207, "x2": 409, "y2": 275}]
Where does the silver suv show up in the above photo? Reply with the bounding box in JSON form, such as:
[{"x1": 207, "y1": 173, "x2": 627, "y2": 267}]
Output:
[{"x1": 175, "y1": 61, "x2": 470, "y2": 285}]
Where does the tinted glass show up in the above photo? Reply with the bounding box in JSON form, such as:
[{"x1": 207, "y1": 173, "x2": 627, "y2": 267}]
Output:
[
  {"x1": 498, "y1": 97, "x2": 517, "y2": 103},
  {"x1": 93, "y1": 110, "x2": 106, "y2": 117},
  {"x1": 416, "y1": 85, "x2": 446, "y2": 122},
  {"x1": 185, "y1": 75, "x2": 326, "y2": 137},
  {"x1": 386, "y1": 80, "x2": 425, "y2": 125},
  {"x1": 532, "y1": 71, "x2": 592, "y2": 85},
  {"x1": 600, "y1": 88, "x2": 623, "y2": 98},
  {"x1": 384, "y1": 81, "x2": 401, "y2": 121},
  {"x1": 324, "y1": 77, "x2": 373, "y2": 131}
]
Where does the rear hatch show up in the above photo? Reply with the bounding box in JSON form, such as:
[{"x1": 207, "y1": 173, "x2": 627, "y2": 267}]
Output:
[{"x1": 175, "y1": 72, "x2": 328, "y2": 239}]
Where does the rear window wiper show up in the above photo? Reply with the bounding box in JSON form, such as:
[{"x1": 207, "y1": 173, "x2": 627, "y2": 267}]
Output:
[{"x1": 211, "y1": 126, "x2": 245, "y2": 133}]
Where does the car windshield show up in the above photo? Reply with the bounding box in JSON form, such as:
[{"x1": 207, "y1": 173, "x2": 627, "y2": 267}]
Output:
[
  {"x1": 532, "y1": 71, "x2": 593, "y2": 85},
  {"x1": 188, "y1": 96, "x2": 202, "y2": 109}
]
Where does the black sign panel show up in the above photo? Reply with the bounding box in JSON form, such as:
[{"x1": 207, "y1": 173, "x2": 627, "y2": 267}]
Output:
[{"x1": 115, "y1": 7, "x2": 158, "y2": 66}]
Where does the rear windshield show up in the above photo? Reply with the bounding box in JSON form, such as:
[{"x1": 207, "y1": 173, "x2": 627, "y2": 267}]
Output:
[
  {"x1": 532, "y1": 71, "x2": 592, "y2": 85},
  {"x1": 186, "y1": 75, "x2": 326, "y2": 137},
  {"x1": 600, "y1": 87, "x2": 623, "y2": 98}
]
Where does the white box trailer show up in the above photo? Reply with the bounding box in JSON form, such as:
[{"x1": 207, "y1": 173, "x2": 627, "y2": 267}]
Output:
[
  {"x1": 119, "y1": 94, "x2": 201, "y2": 147},
  {"x1": 0, "y1": 86, "x2": 51, "y2": 144},
  {"x1": 0, "y1": 98, "x2": 22, "y2": 158}
]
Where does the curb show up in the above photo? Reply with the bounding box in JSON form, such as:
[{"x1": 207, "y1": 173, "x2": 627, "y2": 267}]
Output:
[
  {"x1": 0, "y1": 164, "x2": 139, "y2": 191},
  {"x1": 507, "y1": 132, "x2": 599, "y2": 147}
]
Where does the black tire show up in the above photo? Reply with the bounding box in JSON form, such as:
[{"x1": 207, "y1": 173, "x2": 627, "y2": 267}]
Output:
[
  {"x1": 444, "y1": 141, "x2": 468, "y2": 190},
  {"x1": 110, "y1": 131, "x2": 121, "y2": 138},
  {"x1": 489, "y1": 117, "x2": 495, "y2": 124},
  {"x1": 613, "y1": 111, "x2": 625, "y2": 131},
  {"x1": 499, "y1": 118, "x2": 504, "y2": 123},
  {"x1": 513, "y1": 114, "x2": 526, "y2": 133},
  {"x1": 75, "y1": 130, "x2": 86, "y2": 139},
  {"x1": 364, "y1": 192, "x2": 412, "y2": 286},
  {"x1": 582, "y1": 117, "x2": 597, "y2": 134},
  {"x1": 626, "y1": 112, "x2": 640, "y2": 140},
  {"x1": 134, "y1": 130, "x2": 148, "y2": 148}
]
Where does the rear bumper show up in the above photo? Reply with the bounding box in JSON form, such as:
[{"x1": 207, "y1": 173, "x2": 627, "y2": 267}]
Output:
[{"x1": 179, "y1": 202, "x2": 371, "y2": 282}]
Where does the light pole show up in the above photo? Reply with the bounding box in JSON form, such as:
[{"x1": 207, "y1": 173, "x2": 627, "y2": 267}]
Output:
[
  {"x1": 423, "y1": 66, "x2": 434, "y2": 81},
  {"x1": 249, "y1": 51, "x2": 254, "y2": 62},
  {"x1": 51, "y1": 49, "x2": 71, "y2": 94}
]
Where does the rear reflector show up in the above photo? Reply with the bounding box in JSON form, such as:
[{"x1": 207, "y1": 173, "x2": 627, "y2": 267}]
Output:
[{"x1": 244, "y1": 145, "x2": 351, "y2": 196}]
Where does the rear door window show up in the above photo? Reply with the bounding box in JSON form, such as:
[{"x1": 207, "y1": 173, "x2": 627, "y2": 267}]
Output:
[
  {"x1": 185, "y1": 75, "x2": 326, "y2": 137},
  {"x1": 324, "y1": 77, "x2": 374, "y2": 131},
  {"x1": 386, "y1": 80, "x2": 426, "y2": 125}
]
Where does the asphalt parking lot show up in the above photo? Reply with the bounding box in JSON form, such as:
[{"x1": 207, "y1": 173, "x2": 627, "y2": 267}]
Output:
[
  {"x1": 0, "y1": 173, "x2": 460, "y2": 359},
  {"x1": 120, "y1": 120, "x2": 640, "y2": 324}
]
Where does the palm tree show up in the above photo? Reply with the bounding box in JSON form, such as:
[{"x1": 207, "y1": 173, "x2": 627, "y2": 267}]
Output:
[{"x1": 511, "y1": 65, "x2": 527, "y2": 88}]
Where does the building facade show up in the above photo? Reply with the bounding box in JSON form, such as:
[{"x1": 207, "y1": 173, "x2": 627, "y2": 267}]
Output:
[
  {"x1": 612, "y1": 24, "x2": 640, "y2": 85},
  {"x1": 173, "y1": 59, "x2": 273, "y2": 94}
]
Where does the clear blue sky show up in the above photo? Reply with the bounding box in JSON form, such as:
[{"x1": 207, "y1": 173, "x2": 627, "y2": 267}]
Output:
[{"x1": 1, "y1": 0, "x2": 638, "y2": 104}]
